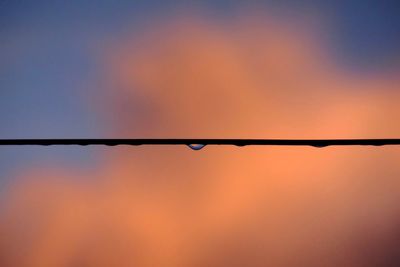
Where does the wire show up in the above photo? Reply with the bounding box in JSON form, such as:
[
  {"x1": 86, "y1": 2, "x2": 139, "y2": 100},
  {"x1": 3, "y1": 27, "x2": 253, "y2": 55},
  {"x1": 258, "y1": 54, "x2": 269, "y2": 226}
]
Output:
[{"x1": 0, "y1": 139, "x2": 399, "y2": 148}]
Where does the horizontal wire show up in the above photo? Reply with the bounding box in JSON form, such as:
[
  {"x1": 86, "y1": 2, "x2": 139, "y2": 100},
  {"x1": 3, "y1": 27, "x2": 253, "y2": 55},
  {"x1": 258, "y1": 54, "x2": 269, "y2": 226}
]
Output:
[{"x1": 0, "y1": 139, "x2": 399, "y2": 147}]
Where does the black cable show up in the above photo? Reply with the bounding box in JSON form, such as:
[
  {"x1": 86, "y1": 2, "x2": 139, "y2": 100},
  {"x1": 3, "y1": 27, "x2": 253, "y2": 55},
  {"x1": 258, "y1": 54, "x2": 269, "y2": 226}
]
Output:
[{"x1": 0, "y1": 139, "x2": 399, "y2": 149}]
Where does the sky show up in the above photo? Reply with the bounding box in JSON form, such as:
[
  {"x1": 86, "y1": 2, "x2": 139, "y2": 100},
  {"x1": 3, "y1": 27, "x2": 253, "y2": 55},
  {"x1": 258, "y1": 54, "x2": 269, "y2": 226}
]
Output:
[{"x1": 0, "y1": 1, "x2": 400, "y2": 266}]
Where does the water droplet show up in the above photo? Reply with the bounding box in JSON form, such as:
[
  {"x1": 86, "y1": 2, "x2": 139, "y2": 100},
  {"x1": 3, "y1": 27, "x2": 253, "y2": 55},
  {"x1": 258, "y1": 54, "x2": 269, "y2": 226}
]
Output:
[{"x1": 187, "y1": 144, "x2": 206, "y2": 150}]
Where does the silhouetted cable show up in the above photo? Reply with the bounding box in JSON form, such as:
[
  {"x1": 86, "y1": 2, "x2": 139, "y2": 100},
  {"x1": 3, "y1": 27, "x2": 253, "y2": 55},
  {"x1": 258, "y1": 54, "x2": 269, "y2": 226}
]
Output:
[{"x1": 0, "y1": 139, "x2": 399, "y2": 149}]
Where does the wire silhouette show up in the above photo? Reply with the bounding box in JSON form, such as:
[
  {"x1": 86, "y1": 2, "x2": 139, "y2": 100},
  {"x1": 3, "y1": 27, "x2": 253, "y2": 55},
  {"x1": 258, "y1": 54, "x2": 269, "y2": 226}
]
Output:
[{"x1": 0, "y1": 139, "x2": 399, "y2": 149}]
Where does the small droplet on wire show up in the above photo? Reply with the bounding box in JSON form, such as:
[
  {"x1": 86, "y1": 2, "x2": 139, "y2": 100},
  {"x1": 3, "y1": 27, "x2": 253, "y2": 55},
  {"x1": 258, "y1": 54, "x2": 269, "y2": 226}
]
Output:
[{"x1": 187, "y1": 144, "x2": 206, "y2": 150}]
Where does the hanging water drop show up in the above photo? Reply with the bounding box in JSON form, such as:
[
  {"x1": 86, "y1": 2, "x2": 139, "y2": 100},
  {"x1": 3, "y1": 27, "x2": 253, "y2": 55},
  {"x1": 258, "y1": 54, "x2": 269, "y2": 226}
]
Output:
[{"x1": 187, "y1": 144, "x2": 206, "y2": 150}]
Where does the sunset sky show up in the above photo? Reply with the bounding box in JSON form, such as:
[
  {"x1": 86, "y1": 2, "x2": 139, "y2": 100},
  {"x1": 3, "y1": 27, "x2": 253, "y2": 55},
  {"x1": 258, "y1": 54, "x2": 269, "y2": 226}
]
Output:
[{"x1": 0, "y1": 1, "x2": 400, "y2": 266}]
